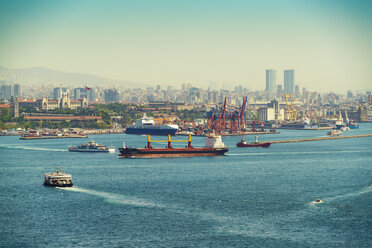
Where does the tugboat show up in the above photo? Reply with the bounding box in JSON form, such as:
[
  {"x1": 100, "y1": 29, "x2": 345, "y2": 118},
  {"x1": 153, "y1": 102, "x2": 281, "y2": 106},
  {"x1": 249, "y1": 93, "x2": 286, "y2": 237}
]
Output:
[
  {"x1": 44, "y1": 167, "x2": 73, "y2": 187},
  {"x1": 68, "y1": 140, "x2": 115, "y2": 153},
  {"x1": 118, "y1": 134, "x2": 228, "y2": 158},
  {"x1": 344, "y1": 111, "x2": 359, "y2": 129},
  {"x1": 237, "y1": 136, "x2": 271, "y2": 148},
  {"x1": 346, "y1": 121, "x2": 359, "y2": 129}
]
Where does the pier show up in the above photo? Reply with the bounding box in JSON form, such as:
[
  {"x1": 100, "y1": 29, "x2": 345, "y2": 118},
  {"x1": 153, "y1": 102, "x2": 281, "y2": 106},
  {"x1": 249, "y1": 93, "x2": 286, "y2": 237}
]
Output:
[
  {"x1": 83, "y1": 129, "x2": 125, "y2": 135},
  {"x1": 276, "y1": 126, "x2": 334, "y2": 130},
  {"x1": 20, "y1": 135, "x2": 88, "y2": 140},
  {"x1": 261, "y1": 134, "x2": 372, "y2": 144}
]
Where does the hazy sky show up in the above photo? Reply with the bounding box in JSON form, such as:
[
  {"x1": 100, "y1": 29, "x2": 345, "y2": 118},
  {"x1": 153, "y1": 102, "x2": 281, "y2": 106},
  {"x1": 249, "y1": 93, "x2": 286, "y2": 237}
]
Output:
[{"x1": 0, "y1": 0, "x2": 371, "y2": 92}]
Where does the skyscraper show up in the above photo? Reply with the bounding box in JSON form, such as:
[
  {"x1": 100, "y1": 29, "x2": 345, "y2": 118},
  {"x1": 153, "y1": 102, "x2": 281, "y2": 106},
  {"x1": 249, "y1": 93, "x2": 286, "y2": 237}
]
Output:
[
  {"x1": 284, "y1": 69, "x2": 295, "y2": 94},
  {"x1": 295, "y1": 85, "x2": 300, "y2": 97},
  {"x1": 13, "y1": 84, "x2": 22, "y2": 98},
  {"x1": 104, "y1": 89, "x2": 119, "y2": 103},
  {"x1": 277, "y1": 85, "x2": 283, "y2": 94},
  {"x1": 265, "y1": 69, "x2": 276, "y2": 94},
  {"x1": 74, "y1": 87, "x2": 90, "y2": 100},
  {"x1": 53, "y1": 87, "x2": 62, "y2": 99},
  {"x1": 1, "y1": 85, "x2": 12, "y2": 100}
]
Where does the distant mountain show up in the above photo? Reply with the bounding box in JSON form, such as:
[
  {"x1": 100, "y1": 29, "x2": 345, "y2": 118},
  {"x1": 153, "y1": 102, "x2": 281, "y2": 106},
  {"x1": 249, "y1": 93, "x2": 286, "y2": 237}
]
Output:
[{"x1": 0, "y1": 66, "x2": 143, "y2": 88}]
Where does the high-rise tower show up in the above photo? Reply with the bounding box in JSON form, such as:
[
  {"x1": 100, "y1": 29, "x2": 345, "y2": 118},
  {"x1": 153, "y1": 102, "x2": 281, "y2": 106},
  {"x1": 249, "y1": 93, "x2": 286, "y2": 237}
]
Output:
[
  {"x1": 284, "y1": 69, "x2": 295, "y2": 94},
  {"x1": 265, "y1": 69, "x2": 276, "y2": 94}
]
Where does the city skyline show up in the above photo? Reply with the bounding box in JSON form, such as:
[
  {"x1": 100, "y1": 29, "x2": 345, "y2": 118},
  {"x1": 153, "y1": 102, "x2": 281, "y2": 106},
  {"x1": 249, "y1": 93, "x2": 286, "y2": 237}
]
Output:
[{"x1": 0, "y1": 0, "x2": 371, "y2": 92}]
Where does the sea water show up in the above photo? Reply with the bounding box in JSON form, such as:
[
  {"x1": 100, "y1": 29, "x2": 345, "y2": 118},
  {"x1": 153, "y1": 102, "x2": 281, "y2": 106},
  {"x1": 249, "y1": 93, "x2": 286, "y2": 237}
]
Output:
[{"x1": 1, "y1": 125, "x2": 371, "y2": 247}]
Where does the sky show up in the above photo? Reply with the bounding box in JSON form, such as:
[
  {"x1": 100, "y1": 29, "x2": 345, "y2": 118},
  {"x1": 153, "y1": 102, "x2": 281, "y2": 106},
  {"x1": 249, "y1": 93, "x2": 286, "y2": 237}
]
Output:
[{"x1": 0, "y1": 0, "x2": 371, "y2": 92}]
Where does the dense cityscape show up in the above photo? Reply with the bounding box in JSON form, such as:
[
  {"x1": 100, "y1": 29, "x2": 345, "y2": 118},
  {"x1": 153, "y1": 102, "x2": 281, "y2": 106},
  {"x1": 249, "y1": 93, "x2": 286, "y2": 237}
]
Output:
[{"x1": 1, "y1": 68, "x2": 371, "y2": 133}]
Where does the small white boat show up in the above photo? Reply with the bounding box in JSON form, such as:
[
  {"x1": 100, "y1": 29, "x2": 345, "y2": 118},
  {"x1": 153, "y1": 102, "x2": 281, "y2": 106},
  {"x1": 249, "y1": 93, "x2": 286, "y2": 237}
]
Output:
[
  {"x1": 327, "y1": 130, "x2": 343, "y2": 137},
  {"x1": 340, "y1": 126, "x2": 350, "y2": 132}
]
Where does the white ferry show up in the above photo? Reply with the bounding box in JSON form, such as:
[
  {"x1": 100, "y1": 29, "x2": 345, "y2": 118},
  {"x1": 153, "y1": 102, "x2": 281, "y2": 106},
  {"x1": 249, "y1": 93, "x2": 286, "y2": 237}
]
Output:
[
  {"x1": 44, "y1": 167, "x2": 73, "y2": 187},
  {"x1": 68, "y1": 140, "x2": 115, "y2": 153}
]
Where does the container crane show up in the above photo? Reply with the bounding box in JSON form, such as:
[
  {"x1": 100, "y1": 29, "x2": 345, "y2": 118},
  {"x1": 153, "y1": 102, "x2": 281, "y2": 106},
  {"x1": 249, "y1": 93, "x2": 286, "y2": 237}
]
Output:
[{"x1": 285, "y1": 93, "x2": 297, "y2": 121}]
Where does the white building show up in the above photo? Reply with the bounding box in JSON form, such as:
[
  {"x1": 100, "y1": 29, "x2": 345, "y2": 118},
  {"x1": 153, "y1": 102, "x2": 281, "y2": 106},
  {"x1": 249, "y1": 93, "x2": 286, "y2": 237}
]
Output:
[
  {"x1": 258, "y1": 106, "x2": 285, "y2": 121},
  {"x1": 258, "y1": 107, "x2": 275, "y2": 121}
]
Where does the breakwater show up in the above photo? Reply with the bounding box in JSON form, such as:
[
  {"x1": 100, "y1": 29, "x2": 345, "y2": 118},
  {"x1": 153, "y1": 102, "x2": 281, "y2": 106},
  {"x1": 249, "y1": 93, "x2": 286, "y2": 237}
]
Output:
[
  {"x1": 177, "y1": 131, "x2": 280, "y2": 137},
  {"x1": 263, "y1": 134, "x2": 372, "y2": 144}
]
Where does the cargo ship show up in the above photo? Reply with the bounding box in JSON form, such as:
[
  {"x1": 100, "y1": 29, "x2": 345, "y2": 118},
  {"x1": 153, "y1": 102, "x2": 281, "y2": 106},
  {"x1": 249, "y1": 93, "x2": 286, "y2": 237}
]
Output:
[
  {"x1": 125, "y1": 114, "x2": 179, "y2": 136},
  {"x1": 237, "y1": 136, "x2": 271, "y2": 148},
  {"x1": 118, "y1": 134, "x2": 228, "y2": 158},
  {"x1": 279, "y1": 123, "x2": 319, "y2": 129}
]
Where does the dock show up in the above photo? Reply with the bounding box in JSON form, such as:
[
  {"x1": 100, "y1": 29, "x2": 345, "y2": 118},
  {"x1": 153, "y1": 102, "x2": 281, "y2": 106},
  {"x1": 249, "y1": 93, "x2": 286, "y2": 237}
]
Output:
[
  {"x1": 84, "y1": 129, "x2": 125, "y2": 135},
  {"x1": 20, "y1": 135, "x2": 88, "y2": 140},
  {"x1": 276, "y1": 126, "x2": 334, "y2": 130},
  {"x1": 260, "y1": 134, "x2": 372, "y2": 144},
  {"x1": 224, "y1": 131, "x2": 280, "y2": 136}
]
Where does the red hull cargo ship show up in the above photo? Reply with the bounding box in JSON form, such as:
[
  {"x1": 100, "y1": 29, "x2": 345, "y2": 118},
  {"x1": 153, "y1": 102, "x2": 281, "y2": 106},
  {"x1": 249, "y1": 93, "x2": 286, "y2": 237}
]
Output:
[
  {"x1": 236, "y1": 140, "x2": 271, "y2": 148},
  {"x1": 118, "y1": 135, "x2": 228, "y2": 158},
  {"x1": 236, "y1": 136, "x2": 271, "y2": 148}
]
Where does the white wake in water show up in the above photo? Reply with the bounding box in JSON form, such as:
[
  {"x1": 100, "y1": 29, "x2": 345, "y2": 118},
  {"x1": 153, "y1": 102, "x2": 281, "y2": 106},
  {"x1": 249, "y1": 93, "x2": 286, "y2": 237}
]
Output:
[
  {"x1": 59, "y1": 186, "x2": 165, "y2": 208},
  {"x1": 0, "y1": 144, "x2": 66, "y2": 152},
  {"x1": 58, "y1": 183, "x2": 371, "y2": 244},
  {"x1": 317, "y1": 185, "x2": 372, "y2": 203}
]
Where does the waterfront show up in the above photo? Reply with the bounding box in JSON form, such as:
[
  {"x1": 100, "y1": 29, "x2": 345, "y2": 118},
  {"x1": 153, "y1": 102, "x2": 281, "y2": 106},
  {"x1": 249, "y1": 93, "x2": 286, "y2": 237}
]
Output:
[{"x1": 1, "y1": 124, "x2": 371, "y2": 247}]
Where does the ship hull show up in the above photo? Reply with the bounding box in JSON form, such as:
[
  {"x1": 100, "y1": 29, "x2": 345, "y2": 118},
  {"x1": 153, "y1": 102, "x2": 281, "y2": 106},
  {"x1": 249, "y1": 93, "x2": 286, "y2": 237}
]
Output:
[
  {"x1": 237, "y1": 142, "x2": 271, "y2": 148},
  {"x1": 347, "y1": 124, "x2": 359, "y2": 129},
  {"x1": 68, "y1": 149, "x2": 114, "y2": 153},
  {"x1": 43, "y1": 182, "x2": 73, "y2": 187},
  {"x1": 335, "y1": 124, "x2": 345, "y2": 129},
  {"x1": 118, "y1": 147, "x2": 228, "y2": 158},
  {"x1": 126, "y1": 127, "x2": 178, "y2": 136}
]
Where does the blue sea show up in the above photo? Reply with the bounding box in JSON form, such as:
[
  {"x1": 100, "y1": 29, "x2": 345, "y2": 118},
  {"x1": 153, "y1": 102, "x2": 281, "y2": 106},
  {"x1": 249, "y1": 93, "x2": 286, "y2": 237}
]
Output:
[{"x1": 1, "y1": 125, "x2": 371, "y2": 247}]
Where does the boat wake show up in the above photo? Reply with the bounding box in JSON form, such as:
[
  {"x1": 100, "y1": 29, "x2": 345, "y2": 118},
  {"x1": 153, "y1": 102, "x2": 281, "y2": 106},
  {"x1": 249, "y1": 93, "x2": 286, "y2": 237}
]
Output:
[
  {"x1": 56, "y1": 184, "x2": 372, "y2": 244},
  {"x1": 0, "y1": 144, "x2": 66, "y2": 152},
  {"x1": 59, "y1": 186, "x2": 165, "y2": 208},
  {"x1": 227, "y1": 153, "x2": 271, "y2": 156},
  {"x1": 317, "y1": 185, "x2": 372, "y2": 203},
  {"x1": 192, "y1": 185, "x2": 372, "y2": 243}
]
